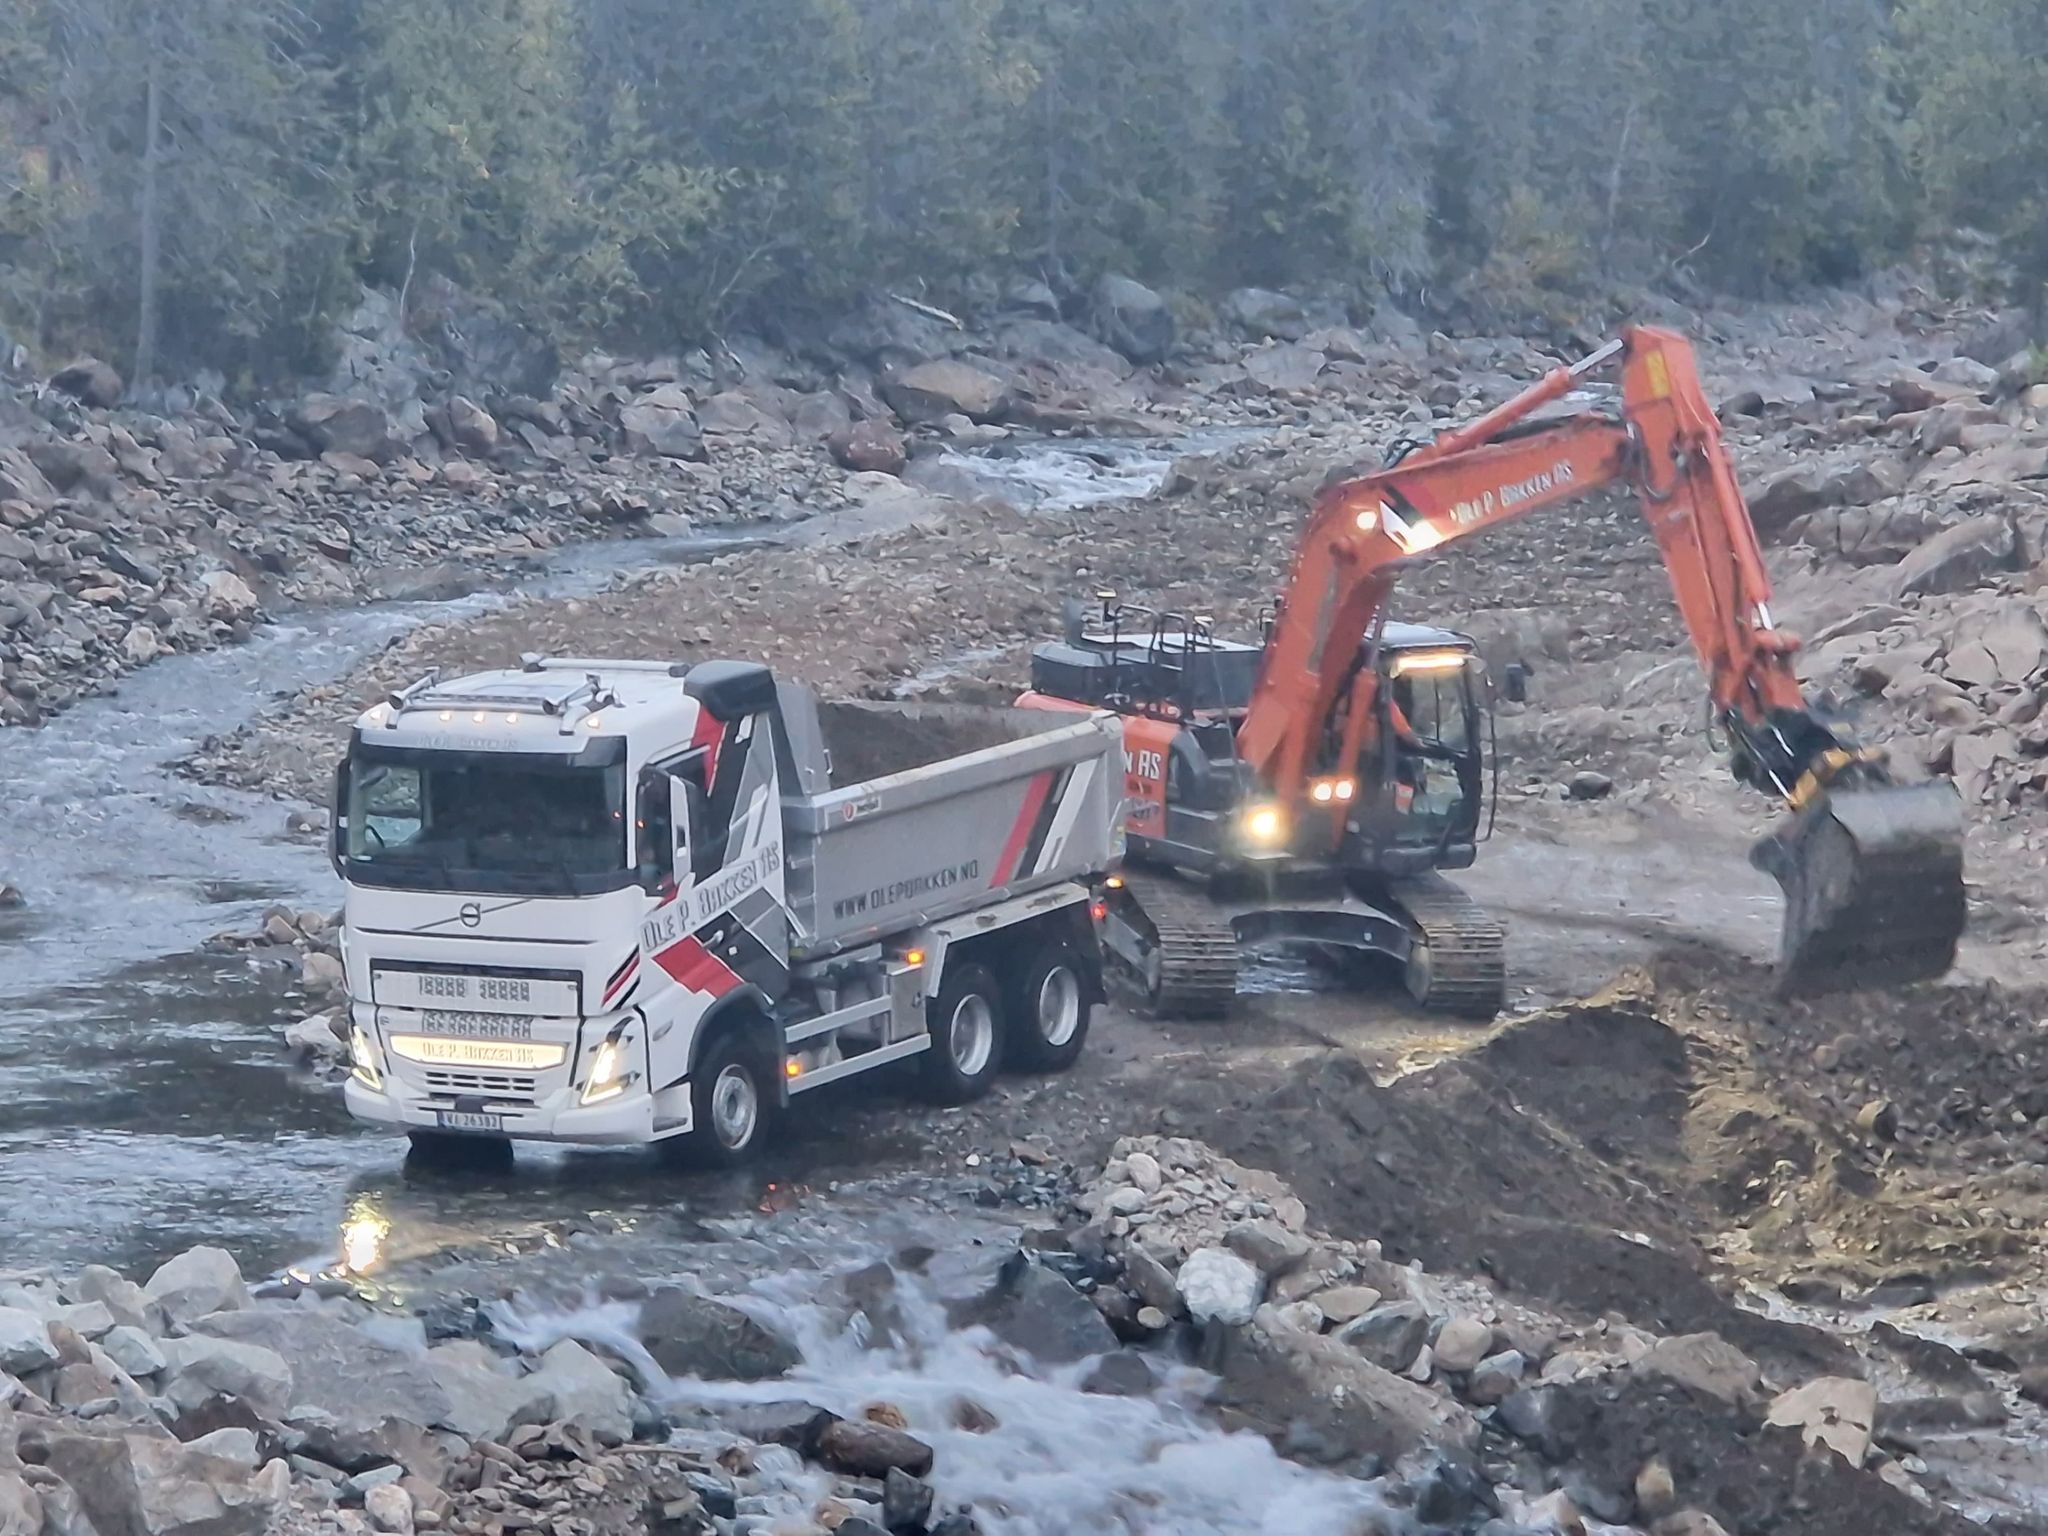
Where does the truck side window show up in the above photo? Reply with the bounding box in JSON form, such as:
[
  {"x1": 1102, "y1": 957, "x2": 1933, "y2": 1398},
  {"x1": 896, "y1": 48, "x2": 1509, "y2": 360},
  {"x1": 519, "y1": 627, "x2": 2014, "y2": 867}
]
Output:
[
  {"x1": 636, "y1": 771, "x2": 674, "y2": 888},
  {"x1": 643, "y1": 751, "x2": 713, "y2": 887}
]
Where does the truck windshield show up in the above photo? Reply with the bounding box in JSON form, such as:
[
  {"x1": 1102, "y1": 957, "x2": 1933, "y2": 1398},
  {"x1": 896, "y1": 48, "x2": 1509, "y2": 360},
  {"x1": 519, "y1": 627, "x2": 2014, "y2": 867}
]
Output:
[{"x1": 343, "y1": 741, "x2": 630, "y2": 896}]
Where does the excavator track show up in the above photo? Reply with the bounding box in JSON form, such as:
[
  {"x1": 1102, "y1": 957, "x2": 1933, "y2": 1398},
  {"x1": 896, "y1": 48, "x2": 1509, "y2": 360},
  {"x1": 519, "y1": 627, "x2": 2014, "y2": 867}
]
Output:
[
  {"x1": 1384, "y1": 873, "x2": 1507, "y2": 1019},
  {"x1": 1104, "y1": 873, "x2": 1239, "y2": 1019}
]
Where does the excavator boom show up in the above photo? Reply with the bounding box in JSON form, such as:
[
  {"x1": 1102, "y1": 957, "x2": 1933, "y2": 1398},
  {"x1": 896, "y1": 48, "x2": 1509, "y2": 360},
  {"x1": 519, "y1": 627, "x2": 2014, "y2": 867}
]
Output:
[{"x1": 1242, "y1": 327, "x2": 1965, "y2": 995}]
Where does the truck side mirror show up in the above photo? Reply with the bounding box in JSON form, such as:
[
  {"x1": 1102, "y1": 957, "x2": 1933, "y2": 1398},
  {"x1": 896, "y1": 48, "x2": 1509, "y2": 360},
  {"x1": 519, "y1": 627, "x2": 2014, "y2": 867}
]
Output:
[
  {"x1": 1502, "y1": 663, "x2": 1531, "y2": 705},
  {"x1": 330, "y1": 760, "x2": 350, "y2": 877},
  {"x1": 635, "y1": 770, "x2": 675, "y2": 893}
]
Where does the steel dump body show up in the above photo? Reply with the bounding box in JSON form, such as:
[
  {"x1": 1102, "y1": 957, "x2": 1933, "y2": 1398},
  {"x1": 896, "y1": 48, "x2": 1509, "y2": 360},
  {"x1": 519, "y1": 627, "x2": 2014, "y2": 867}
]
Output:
[{"x1": 775, "y1": 694, "x2": 1123, "y2": 960}]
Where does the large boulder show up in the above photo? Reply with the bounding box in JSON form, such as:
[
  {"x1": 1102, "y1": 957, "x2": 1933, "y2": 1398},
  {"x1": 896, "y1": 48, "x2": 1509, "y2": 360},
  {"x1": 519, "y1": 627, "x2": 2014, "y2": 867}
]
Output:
[
  {"x1": 945, "y1": 1253, "x2": 1117, "y2": 1366},
  {"x1": 990, "y1": 320, "x2": 1132, "y2": 381},
  {"x1": 160, "y1": 1336, "x2": 294, "y2": 1416},
  {"x1": 524, "y1": 1340, "x2": 634, "y2": 1441},
  {"x1": 827, "y1": 420, "x2": 907, "y2": 475},
  {"x1": 423, "y1": 1341, "x2": 555, "y2": 1442},
  {"x1": 637, "y1": 1289, "x2": 801, "y2": 1383},
  {"x1": 1092, "y1": 275, "x2": 1175, "y2": 365},
  {"x1": 28, "y1": 1422, "x2": 290, "y2": 1536},
  {"x1": 1242, "y1": 342, "x2": 1327, "y2": 395},
  {"x1": 1212, "y1": 1305, "x2": 1478, "y2": 1466},
  {"x1": 880, "y1": 359, "x2": 1012, "y2": 425},
  {"x1": 190, "y1": 1310, "x2": 449, "y2": 1432},
  {"x1": 0, "y1": 1306, "x2": 59, "y2": 1374},
  {"x1": 1177, "y1": 1247, "x2": 1262, "y2": 1327},
  {"x1": 290, "y1": 395, "x2": 401, "y2": 464},
  {"x1": 1221, "y1": 287, "x2": 1310, "y2": 341},
  {"x1": 1890, "y1": 514, "x2": 2018, "y2": 599},
  {"x1": 442, "y1": 395, "x2": 499, "y2": 456},
  {"x1": 697, "y1": 389, "x2": 796, "y2": 446},
  {"x1": 0, "y1": 447, "x2": 58, "y2": 510},
  {"x1": 143, "y1": 1248, "x2": 248, "y2": 1328},
  {"x1": 618, "y1": 384, "x2": 706, "y2": 461},
  {"x1": 51, "y1": 357, "x2": 123, "y2": 409}
]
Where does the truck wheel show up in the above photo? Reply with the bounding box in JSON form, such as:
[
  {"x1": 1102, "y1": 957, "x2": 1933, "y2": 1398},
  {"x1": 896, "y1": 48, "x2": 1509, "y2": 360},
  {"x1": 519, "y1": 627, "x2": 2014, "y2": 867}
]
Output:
[
  {"x1": 920, "y1": 961, "x2": 1005, "y2": 1104},
  {"x1": 686, "y1": 1033, "x2": 776, "y2": 1168},
  {"x1": 1007, "y1": 942, "x2": 1091, "y2": 1074}
]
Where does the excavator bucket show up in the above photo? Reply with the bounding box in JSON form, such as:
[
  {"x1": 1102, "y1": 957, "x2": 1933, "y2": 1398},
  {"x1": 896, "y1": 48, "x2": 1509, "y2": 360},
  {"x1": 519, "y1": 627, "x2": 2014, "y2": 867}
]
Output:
[{"x1": 1750, "y1": 781, "x2": 1966, "y2": 996}]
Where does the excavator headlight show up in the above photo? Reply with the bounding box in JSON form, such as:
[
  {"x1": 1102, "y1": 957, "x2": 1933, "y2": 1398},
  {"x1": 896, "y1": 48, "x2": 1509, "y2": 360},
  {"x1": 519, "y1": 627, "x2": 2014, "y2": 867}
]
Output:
[
  {"x1": 1334, "y1": 778, "x2": 1356, "y2": 802},
  {"x1": 1311, "y1": 781, "x2": 1335, "y2": 804},
  {"x1": 1392, "y1": 650, "x2": 1470, "y2": 676},
  {"x1": 1242, "y1": 804, "x2": 1287, "y2": 846}
]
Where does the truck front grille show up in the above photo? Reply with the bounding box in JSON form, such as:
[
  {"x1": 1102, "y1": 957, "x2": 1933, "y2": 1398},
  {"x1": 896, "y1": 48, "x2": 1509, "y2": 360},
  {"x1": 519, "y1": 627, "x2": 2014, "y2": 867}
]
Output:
[{"x1": 424, "y1": 1068, "x2": 539, "y2": 1105}]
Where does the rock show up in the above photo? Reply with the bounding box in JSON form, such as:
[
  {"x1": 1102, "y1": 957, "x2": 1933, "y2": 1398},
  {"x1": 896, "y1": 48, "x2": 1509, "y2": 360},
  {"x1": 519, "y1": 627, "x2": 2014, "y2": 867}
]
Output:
[
  {"x1": 1081, "y1": 1350, "x2": 1158, "y2": 1397},
  {"x1": 161, "y1": 1335, "x2": 294, "y2": 1416},
  {"x1": 1092, "y1": 275, "x2": 1175, "y2": 365},
  {"x1": 1749, "y1": 468, "x2": 1839, "y2": 532},
  {"x1": 1214, "y1": 1306, "x2": 1477, "y2": 1466},
  {"x1": 1433, "y1": 1316, "x2": 1495, "y2": 1374},
  {"x1": 1242, "y1": 343, "x2": 1327, "y2": 394},
  {"x1": 0, "y1": 1472, "x2": 44, "y2": 1536},
  {"x1": 619, "y1": 384, "x2": 706, "y2": 460},
  {"x1": 0, "y1": 1308, "x2": 59, "y2": 1374},
  {"x1": 1952, "y1": 731, "x2": 2017, "y2": 802},
  {"x1": 191, "y1": 1310, "x2": 451, "y2": 1432},
  {"x1": 442, "y1": 396, "x2": 499, "y2": 456},
  {"x1": 1467, "y1": 1349, "x2": 1525, "y2": 1404},
  {"x1": 120, "y1": 624, "x2": 167, "y2": 666},
  {"x1": 1634, "y1": 1333, "x2": 1762, "y2": 1408},
  {"x1": 33, "y1": 1430, "x2": 288, "y2": 1536},
  {"x1": 1565, "y1": 770, "x2": 1613, "y2": 801},
  {"x1": 300, "y1": 952, "x2": 345, "y2": 992},
  {"x1": 282, "y1": 1013, "x2": 345, "y2": 1061},
  {"x1": 638, "y1": 1288, "x2": 801, "y2": 1382},
  {"x1": 1935, "y1": 355, "x2": 2001, "y2": 389},
  {"x1": 1311, "y1": 1286, "x2": 1382, "y2": 1324},
  {"x1": 1221, "y1": 288, "x2": 1310, "y2": 341},
  {"x1": 72, "y1": 1267, "x2": 157, "y2": 1332},
  {"x1": 185, "y1": 1429, "x2": 263, "y2": 1471},
  {"x1": 52, "y1": 357, "x2": 124, "y2": 408},
  {"x1": 1891, "y1": 513, "x2": 2016, "y2": 599},
  {"x1": 0, "y1": 447, "x2": 57, "y2": 509},
  {"x1": 1223, "y1": 1221, "x2": 1311, "y2": 1278},
  {"x1": 293, "y1": 395, "x2": 401, "y2": 463},
  {"x1": 525, "y1": 1340, "x2": 634, "y2": 1441},
  {"x1": 1176, "y1": 1248, "x2": 1262, "y2": 1327},
  {"x1": 365, "y1": 1483, "x2": 415, "y2": 1535},
  {"x1": 881, "y1": 359, "x2": 1011, "y2": 425},
  {"x1": 423, "y1": 1341, "x2": 554, "y2": 1442},
  {"x1": 1124, "y1": 1150, "x2": 1163, "y2": 1193},
  {"x1": 102, "y1": 1325, "x2": 168, "y2": 1378},
  {"x1": 1766, "y1": 1375, "x2": 1877, "y2": 1466},
  {"x1": 1121, "y1": 1247, "x2": 1180, "y2": 1314},
  {"x1": 827, "y1": 420, "x2": 907, "y2": 475},
  {"x1": 1856, "y1": 1098, "x2": 1900, "y2": 1140},
  {"x1": 697, "y1": 390, "x2": 795, "y2": 445},
  {"x1": 1335, "y1": 1302, "x2": 1432, "y2": 1373},
  {"x1": 0, "y1": 884, "x2": 24, "y2": 910},
  {"x1": 1651, "y1": 1515, "x2": 1732, "y2": 1536},
  {"x1": 1635, "y1": 1455, "x2": 1678, "y2": 1519},
  {"x1": 880, "y1": 1467, "x2": 933, "y2": 1533},
  {"x1": 815, "y1": 1418, "x2": 934, "y2": 1479},
  {"x1": 950, "y1": 1253, "x2": 1118, "y2": 1365}
]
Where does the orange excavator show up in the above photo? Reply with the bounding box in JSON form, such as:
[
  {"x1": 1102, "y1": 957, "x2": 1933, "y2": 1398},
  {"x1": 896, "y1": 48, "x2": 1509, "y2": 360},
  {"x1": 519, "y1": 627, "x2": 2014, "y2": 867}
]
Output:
[{"x1": 1021, "y1": 327, "x2": 1967, "y2": 1017}]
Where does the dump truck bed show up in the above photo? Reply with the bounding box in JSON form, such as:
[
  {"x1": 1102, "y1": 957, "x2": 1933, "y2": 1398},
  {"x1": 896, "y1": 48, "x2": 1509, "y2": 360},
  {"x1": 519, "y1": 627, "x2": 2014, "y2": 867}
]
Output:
[{"x1": 774, "y1": 693, "x2": 1122, "y2": 959}]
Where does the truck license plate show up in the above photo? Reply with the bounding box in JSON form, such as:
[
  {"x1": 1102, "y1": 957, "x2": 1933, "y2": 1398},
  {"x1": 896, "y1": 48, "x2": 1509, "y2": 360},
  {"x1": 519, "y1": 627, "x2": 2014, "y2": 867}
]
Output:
[{"x1": 435, "y1": 1110, "x2": 505, "y2": 1133}]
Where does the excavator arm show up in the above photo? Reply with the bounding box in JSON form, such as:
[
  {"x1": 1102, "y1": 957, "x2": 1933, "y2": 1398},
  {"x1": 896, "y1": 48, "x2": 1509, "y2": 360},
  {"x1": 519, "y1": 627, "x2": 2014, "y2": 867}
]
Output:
[{"x1": 1239, "y1": 326, "x2": 1966, "y2": 994}]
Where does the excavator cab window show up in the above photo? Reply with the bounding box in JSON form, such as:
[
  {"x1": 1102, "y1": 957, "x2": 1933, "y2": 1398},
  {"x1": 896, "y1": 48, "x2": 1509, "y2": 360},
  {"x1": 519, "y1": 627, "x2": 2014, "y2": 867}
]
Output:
[{"x1": 1369, "y1": 653, "x2": 1484, "y2": 857}]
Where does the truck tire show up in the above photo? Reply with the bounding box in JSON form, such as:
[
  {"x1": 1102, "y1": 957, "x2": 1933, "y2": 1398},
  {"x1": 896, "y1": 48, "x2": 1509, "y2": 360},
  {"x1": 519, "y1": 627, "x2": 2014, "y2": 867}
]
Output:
[
  {"x1": 919, "y1": 961, "x2": 1005, "y2": 1104},
  {"x1": 685, "y1": 1032, "x2": 777, "y2": 1168},
  {"x1": 1006, "y1": 941, "x2": 1091, "y2": 1074}
]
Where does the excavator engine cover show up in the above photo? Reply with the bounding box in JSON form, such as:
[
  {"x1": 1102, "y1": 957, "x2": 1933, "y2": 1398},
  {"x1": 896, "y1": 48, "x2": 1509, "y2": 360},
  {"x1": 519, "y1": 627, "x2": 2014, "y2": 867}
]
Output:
[{"x1": 1751, "y1": 780, "x2": 1965, "y2": 996}]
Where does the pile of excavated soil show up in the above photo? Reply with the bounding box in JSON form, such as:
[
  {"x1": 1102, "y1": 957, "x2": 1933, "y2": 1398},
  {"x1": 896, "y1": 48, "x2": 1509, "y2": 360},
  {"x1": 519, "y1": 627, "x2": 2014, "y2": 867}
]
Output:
[{"x1": 1149, "y1": 957, "x2": 2048, "y2": 1372}]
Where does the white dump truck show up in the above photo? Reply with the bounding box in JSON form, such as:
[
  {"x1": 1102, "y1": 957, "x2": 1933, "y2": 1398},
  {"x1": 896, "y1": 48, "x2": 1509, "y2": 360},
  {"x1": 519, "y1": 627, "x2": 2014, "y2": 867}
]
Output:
[{"x1": 332, "y1": 655, "x2": 1124, "y2": 1163}]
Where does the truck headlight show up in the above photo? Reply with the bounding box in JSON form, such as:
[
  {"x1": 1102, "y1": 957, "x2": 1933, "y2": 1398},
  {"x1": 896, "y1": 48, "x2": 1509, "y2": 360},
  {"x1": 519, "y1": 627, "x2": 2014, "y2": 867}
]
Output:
[
  {"x1": 349, "y1": 1024, "x2": 383, "y2": 1090},
  {"x1": 582, "y1": 1036, "x2": 626, "y2": 1105}
]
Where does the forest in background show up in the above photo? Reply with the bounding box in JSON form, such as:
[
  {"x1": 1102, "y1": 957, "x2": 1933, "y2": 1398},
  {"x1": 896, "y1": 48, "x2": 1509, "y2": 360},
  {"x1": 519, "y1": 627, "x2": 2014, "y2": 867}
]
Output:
[{"x1": 0, "y1": 0, "x2": 2043, "y2": 386}]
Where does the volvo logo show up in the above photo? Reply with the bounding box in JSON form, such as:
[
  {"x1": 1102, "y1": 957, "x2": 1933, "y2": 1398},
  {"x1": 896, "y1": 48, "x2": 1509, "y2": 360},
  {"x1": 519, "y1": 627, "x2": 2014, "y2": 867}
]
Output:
[{"x1": 458, "y1": 902, "x2": 482, "y2": 929}]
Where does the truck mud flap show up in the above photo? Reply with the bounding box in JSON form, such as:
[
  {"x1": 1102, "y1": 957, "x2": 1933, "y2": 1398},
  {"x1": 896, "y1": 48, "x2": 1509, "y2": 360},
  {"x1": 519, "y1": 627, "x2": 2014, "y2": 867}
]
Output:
[{"x1": 1752, "y1": 781, "x2": 1966, "y2": 997}]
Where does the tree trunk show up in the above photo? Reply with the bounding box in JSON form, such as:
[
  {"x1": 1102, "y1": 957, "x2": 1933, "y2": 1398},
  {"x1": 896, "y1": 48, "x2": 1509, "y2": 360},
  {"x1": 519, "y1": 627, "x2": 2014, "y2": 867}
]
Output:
[{"x1": 134, "y1": 5, "x2": 162, "y2": 392}]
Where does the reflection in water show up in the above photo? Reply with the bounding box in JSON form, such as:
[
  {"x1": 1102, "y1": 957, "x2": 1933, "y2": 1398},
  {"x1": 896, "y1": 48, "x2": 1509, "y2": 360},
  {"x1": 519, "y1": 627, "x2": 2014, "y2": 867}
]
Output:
[{"x1": 339, "y1": 1194, "x2": 392, "y2": 1276}]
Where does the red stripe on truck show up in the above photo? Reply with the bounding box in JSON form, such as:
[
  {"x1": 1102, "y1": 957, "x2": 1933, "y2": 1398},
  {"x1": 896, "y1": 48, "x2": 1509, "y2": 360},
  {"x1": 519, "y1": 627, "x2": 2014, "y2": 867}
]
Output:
[
  {"x1": 652, "y1": 936, "x2": 741, "y2": 998},
  {"x1": 992, "y1": 771, "x2": 1054, "y2": 884}
]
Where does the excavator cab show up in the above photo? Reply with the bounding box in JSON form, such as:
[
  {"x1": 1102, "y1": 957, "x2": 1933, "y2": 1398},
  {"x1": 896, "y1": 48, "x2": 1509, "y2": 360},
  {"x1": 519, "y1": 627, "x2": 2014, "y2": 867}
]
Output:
[{"x1": 1348, "y1": 639, "x2": 1490, "y2": 879}]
